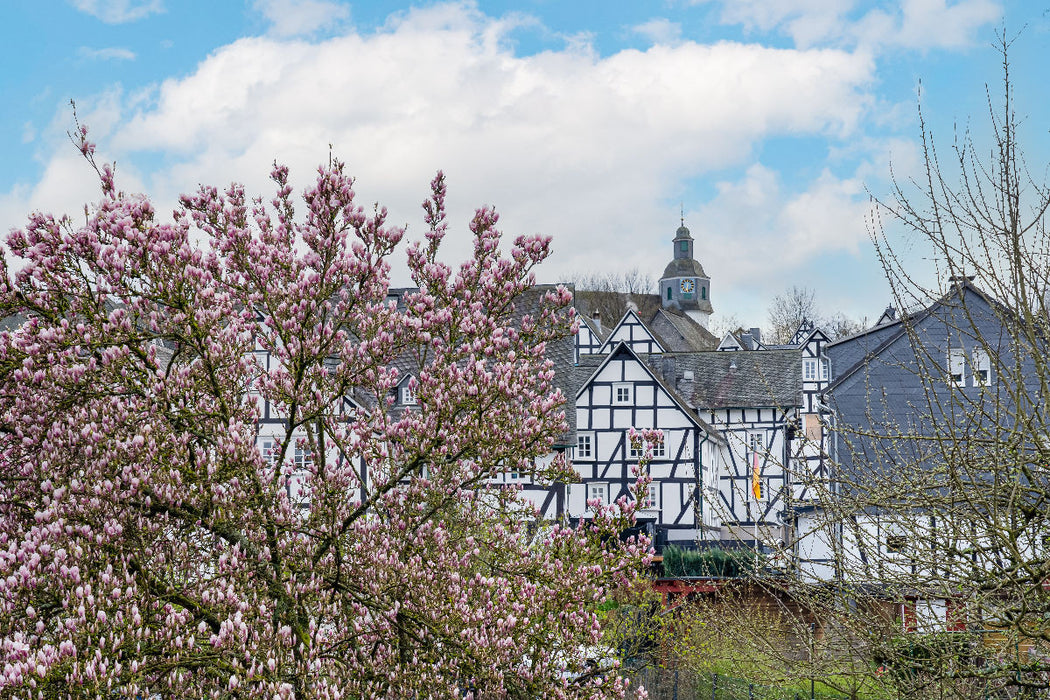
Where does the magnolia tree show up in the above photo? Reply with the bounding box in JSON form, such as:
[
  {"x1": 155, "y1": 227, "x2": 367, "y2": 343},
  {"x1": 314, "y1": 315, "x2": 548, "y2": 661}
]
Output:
[{"x1": 0, "y1": 130, "x2": 650, "y2": 697}]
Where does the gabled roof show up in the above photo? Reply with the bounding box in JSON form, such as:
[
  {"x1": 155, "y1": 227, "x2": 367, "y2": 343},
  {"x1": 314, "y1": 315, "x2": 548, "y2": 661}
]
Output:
[
  {"x1": 598, "y1": 308, "x2": 665, "y2": 354},
  {"x1": 717, "y1": 327, "x2": 765, "y2": 351},
  {"x1": 798, "y1": 326, "x2": 831, "y2": 350},
  {"x1": 572, "y1": 290, "x2": 662, "y2": 332},
  {"x1": 649, "y1": 308, "x2": 718, "y2": 351},
  {"x1": 717, "y1": 332, "x2": 743, "y2": 351},
  {"x1": 824, "y1": 279, "x2": 1010, "y2": 394},
  {"x1": 576, "y1": 314, "x2": 608, "y2": 342},
  {"x1": 576, "y1": 342, "x2": 724, "y2": 444}
]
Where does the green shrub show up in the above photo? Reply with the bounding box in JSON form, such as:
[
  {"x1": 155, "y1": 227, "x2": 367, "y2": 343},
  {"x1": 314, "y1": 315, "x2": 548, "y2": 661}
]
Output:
[{"x1": 663, "y1": 545, "x2": 763, "y2": 578}]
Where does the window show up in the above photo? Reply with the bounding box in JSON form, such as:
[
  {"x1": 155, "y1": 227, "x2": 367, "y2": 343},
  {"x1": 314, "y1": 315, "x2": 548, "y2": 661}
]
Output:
[
  {"x1": 972, "y1": 349, "x2": 991, "y2": 386},
  {"x1": 948, "y1": 348, "x2": 966, "y2": 387},
  {"x1": 701, "y1": 286, "x2": 707, "y2": 300},
  {"x1": 803, "y1": 358, "x2": 818, "y2": 381},
  {"x1": 748, "y1": 431, "x2": 766, "y2": 458},
  {"x1": 633, "y1": 434, "x2": 665, "y2": 459},
  {"x1": 401, "y1": 383, "x2": 416, "y2": 405},
  {"x1": 576, "y1": 432, "x2": 593, "y2": 460},
  {"x1": 641, "y1": 483, "x2": 660, "y2": 510},
  {"x1": 587, "y1": 482, "x2": 608, "y2": 508},
  {"x1": 886, "y1": 535, "x2": 907, "y2": 554},
  {"x1": 613, "y1": 383, "x2": 632, "y2": 405},
  {"x1": 680, "y1": 241, "x2": 688, "y2": 252},
  {"x1": 820, "y1": 359, "x2": 829, "y2": 381},
  {"x1": 294, "y1": 445, "x2": 313, "y2": 470},
  {"x1": 261, "y1": 439, "x2": 278, "y2": 465}
]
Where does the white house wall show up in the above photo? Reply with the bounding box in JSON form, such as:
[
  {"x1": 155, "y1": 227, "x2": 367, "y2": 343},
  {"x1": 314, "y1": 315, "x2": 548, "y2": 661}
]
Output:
[
  {"x1": 573, "y1": 345, "x2": 704, "y2": 544},
  {"x1": 795, "y1": 330, "x2": 832, "y2": 503},
  {"x1": 700, "y1": 407, "x2": 791, "y2": 533},
  {"x1": 599, "y1": 310, "x2": 665, "y2": 355}
]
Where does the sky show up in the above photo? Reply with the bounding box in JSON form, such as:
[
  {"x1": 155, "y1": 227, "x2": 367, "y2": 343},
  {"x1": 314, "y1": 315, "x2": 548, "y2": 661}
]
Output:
[{"x1": 1, "y1": 0, "x2": 1048, "y2": 329}]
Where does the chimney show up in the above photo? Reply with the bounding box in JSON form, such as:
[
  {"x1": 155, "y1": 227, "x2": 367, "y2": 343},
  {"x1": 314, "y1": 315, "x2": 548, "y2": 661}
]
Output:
[
  {"x1": 749, "y1": 328, "x2": 762, "y2": 344},
  {"x1": 591, "y1": 309, "x2": 601, "y2": 333}
]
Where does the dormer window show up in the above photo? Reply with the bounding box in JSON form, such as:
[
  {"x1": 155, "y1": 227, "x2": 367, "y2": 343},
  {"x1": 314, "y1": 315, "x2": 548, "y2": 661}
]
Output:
[{"x1": 400, "y1": 380, "x2": 417, "y2": 405}]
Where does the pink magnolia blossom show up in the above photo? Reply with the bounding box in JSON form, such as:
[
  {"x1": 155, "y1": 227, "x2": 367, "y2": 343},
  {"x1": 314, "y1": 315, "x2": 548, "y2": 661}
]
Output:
[{"x1": 0, "y1": 132, "x2": 649, "y2": 697}]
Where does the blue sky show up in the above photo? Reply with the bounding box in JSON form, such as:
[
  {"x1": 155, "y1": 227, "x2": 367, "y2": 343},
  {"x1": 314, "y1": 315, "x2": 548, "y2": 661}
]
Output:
[{"x1": 2, "y1": 0, "x2": 1047, "y2": 328}]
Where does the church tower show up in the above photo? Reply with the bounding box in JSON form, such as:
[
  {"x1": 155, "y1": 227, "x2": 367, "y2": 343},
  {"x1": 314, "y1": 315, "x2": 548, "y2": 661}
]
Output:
[{"x1": 658, "y1": 218, "x2": 712, "y2": 328}]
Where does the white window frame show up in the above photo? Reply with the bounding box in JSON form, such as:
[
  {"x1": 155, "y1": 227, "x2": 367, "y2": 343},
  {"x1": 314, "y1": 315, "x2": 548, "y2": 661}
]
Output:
[
  {"x1": 400, "y1": 382, "x2": 417, "y2": 405},
  {"x1": 948, "y1": 348, "x2": 967, "y2": 388},
  {"x1": 293, "y1": 444, "x2": 313, "y2": 470},
  {"x1": 803, "y1": 358, "x2": 818, "y2": 381},
  {"x1": 820, "y1": 358, "x2": 829, "y2": 381},
  {"x1": 260, "y1": 438, "x2": 278, "y2": 466},
  {"x1": 748, "y1": 431, "x2": 766, "y2": 459},
  {"x1": 587, "y1": 482, "x2": 609, "y2": 509},
  {"x1": 641, "y1": 482, "x2": 660, "y2": 510},
  {"x1": 652, "y1": 437, "x2": 666, "y2": 458},
  {"x1": 972, "y1": 348, "x2": 991, "y2": 386},
  {"x1": 576, "y1": 432, "x2": 594, "y2": 460},
  {"x1": 613, "y1": 383, "x2": 633, "y2": 405}
]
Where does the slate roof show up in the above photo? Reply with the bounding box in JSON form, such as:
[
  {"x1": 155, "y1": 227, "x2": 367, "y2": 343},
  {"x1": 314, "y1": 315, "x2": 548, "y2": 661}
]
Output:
[
  {"x1": 672, "y1": 349, "x2": 802, "y2": 410},
  {"x1": 572, "y1": 290, "x2": 717, "y2": 351},
  {"x1": 573, "y1": 290, "x2": 662, "y2": 331},
  {"x1": 649, "y1": 308, "x2": 718, "y2": 351},
  {"x1": 377, "y1": 284, "x2": 578, "y2": 447},
  {"x1": 661, "y1": 257, "x2": 709, "y2": 280},
  {"x1": 577, "y1": 314, "x2": 609, "y2": 342},
  {"x1": 576, "y1": 343, "x2": 724, "y2": 444},
  {"x1": 824, "y1": 279, "x2": 1006, "y2": 394}
]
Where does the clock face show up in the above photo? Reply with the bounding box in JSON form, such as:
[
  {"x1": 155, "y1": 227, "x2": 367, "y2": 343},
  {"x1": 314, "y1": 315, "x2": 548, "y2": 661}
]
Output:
[{"x1": 680, "y1": 279, "x2": 695, "y2": 294}]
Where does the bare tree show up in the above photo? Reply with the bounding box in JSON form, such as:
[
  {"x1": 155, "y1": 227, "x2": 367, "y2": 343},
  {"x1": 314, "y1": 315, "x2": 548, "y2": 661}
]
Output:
[
  {"x1": 794, "y1": 32, "x2": 1050, "y2": 698},
  {"x1": 823, "y1": 311, "x2": 869, "y2": 340},
  {"x1": 573, "y1": 268, "x2": 659, "y2": 328},
  {"x1": 681, "y1": 35, "x2": 1050, "y2": 700},
  {"x1": 767, "y1": 285, "x2": 819, "y2": 344}
]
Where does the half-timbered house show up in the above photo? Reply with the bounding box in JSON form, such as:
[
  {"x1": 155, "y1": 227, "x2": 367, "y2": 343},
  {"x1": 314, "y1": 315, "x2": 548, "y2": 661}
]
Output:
[{"x1": 571, "y1": 342, "x2": 725, "y2": 548}]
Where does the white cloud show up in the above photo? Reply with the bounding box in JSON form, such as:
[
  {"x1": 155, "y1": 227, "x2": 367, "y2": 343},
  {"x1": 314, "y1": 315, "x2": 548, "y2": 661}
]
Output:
[
  {"x1": 691, "y1": 164, "x2": 874, "y2": 294},
  {"x1": 77, "y1": 46, "x2": 137, "y2": 61},
  {"x1": 3, "y1": 90, "x2": 132, "y2": 242},
  {"x1": 6, "y1": 3, "x2": 877, "y2": 304},
  {"x1": 253, "y1": 0, "x2": 350, "y2": 37},
  {"x1": 68, "y1": 0, "x2": 163, "y2": 24},
  {"x1": 632, "y1": 18, "x2": 682, "y2": 45},
  {"x1": 697, "y1": 0, "x2": 1001, "y2": 50}
]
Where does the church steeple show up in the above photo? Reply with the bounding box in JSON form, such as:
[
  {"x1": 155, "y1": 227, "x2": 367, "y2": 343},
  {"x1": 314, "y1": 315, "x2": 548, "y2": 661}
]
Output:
[
  {"x1": 658, "y1": 217, "x2": 712, "y2": 327},
  {"x1": 673, "y1": 221, "x2": 694, "y2": 261}
]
